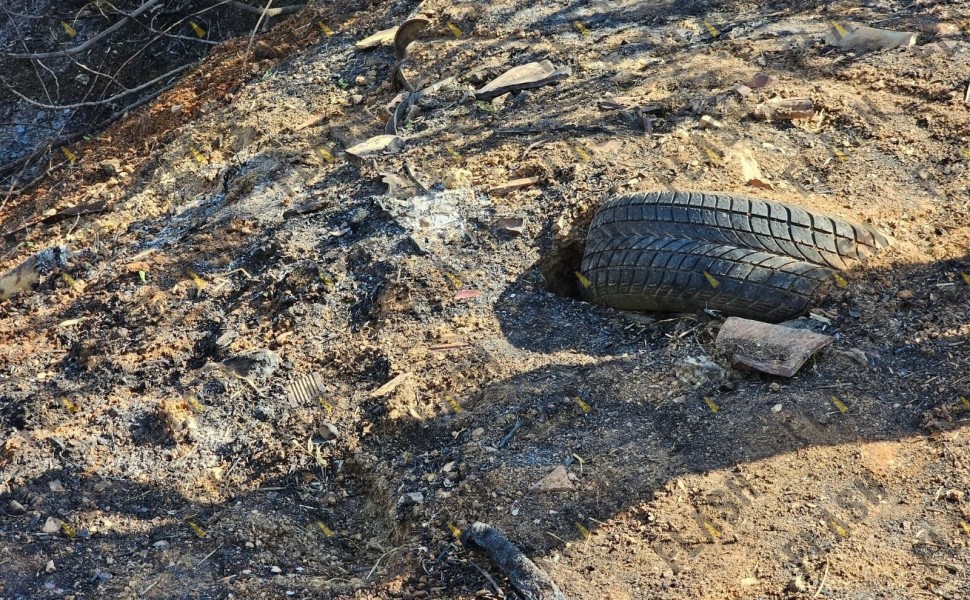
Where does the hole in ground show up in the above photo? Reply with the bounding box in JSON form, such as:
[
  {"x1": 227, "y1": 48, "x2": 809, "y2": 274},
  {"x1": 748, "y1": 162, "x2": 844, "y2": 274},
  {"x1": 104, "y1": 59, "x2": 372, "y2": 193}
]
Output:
[
  {"x1": 535, "y1": 202, "x2": 600, "y2": 299},
  {"x1": 537, "y1": 238, "x2": 585, "y2": 299}
]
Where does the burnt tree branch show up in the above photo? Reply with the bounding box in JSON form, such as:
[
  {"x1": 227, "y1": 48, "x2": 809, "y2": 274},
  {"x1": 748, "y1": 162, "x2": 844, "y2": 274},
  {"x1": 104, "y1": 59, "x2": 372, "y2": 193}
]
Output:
[{"x1": 461, "y1": 522, "x2": 570, "y2": 600}]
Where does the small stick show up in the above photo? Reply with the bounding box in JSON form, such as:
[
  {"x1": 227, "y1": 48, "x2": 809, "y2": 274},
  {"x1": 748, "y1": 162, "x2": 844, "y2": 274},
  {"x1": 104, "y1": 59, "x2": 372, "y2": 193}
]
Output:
[
  {"x1": 470, "y1": 561, "x2": 506, "y2": 598},
  {"x1": 428, "y1": 342, "x2": 469, "y2": 350},
  {"x1": 140, "y1": 578, "x2": 160, "y2": 595},
  {"x1": 404, "y1": 161, "x2": 429, "y2": 193},
  {"x1": 461, "y1": 522, "x2": 569, "y2": 600},
  {"x1": 497, "y1": 420, "x2": 521, "y2": 448},
  {"x1": 1, "y1": 0, "x2": 162, "y2": 60},
  {"x1": 242, "y1": 0, "x2": 274, "y2": 71},
  {"x1": 197, "y1": 543, "x2": 224, "y2": 567},
  {"x1": 812, "y1": 561, "x2": 830, "y2": 599}
]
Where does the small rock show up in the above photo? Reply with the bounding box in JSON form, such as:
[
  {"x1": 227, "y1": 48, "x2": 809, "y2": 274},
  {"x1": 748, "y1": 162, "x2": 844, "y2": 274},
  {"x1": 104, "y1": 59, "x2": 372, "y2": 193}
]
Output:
[
  {"x1": 674, "y1": 356, "x2": 726, "y2": 386},
  {"x1": 897, "y1": 289, "x2": 914, "y2": 301},
  {"x1": 771, "y1": 403, "x2": 783, "y2": 413},
  {"x1": 769, "y1": 382, "x2": 781, "y2": 392},
  {"x1": 9, "y1": 500, "x2": 25, "y2": 514},
  {"x1": 152, "y1": 540, "x2": 169, "y2": 549},
  {"x1": 317, "y1": 422, "x2": 339, "y2": 441},
  {"x1": 99, "y1": 159, "x2": 123, "y2": 177},
  {"x1": 443, "y1": 168, "x2": 473, "y2": 190},
  {"x1": 491, "y1": 92, "x2": 511, "y2": 109},
  {"x1": 493, "y1": 216, "x2": 527, "y2": 234},
  {"x1": 530, "y1": 466, "x2": 575, "y2": 493},
  {"x1": 253, "y1": 40, "x2": 279, "y2": 60},
  {"x1": 740, "y1": 577, "x2": 758, "y2": 586},
  {"x1": 345, "y1": 135, "x2": 404, "y2": 159},
  {"x1": 222, "y1": 349, "x2": 280, "y2": 380},
  {"x1": 471, "y1": 427, "x2": 484, "y2": 439},
  {"x1": 406, "y1": 492, "x2": 424, "y2": 504},
  {"x1": 46, "y1": 560, "x2": 56, "y2": 573},
  {"x1": 270, "y1": 565, "x2": 282, "y2": 574},
  {"x1": 700, "y1": 115, "x2": 724, "y2": 129},
  {"x1": 48, "y1": 480, "x2": 65, "y2": 493},
  {"x1": 41, "y1": 517, "x2": 63, "y2": 534}
]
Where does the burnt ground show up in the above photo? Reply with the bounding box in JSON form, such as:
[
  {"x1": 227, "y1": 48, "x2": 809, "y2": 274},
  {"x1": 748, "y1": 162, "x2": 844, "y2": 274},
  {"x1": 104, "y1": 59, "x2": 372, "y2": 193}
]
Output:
[{"x1": 1, "y1": 0, "x2": 970, "y2": 598}]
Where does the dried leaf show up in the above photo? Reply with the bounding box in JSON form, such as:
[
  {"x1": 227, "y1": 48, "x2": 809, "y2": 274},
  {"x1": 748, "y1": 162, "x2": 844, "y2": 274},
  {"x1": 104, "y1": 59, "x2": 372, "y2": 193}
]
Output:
[{"x1": 745, "y1": 73, "x2": 777, "y2": 89}]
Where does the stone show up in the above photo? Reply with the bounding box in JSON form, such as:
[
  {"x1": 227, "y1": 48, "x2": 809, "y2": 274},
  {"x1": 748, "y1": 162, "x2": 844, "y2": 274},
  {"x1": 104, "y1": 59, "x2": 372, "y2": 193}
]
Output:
[
  {"x1": 99, "y1": 159, "x2": 123, "y2": 177},
  {"x1": 530, "y1": 465, "x2": 575, "y2": 492},
  {"x1": 716, "y1": 317, "x2": 834, "y2": 377},
  {"x1": 41, "y1": 517, "x2": 63, "y2": 534}
]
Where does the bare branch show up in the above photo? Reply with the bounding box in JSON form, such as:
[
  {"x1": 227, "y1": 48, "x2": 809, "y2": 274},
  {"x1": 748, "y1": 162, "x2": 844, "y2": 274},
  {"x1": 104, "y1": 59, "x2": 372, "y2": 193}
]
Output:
[
  {"x1": 67, "y1": 54, "x2": 131, "y2": 92},
  {"x1": 226, "y1": 1, "x2": 306, "y2": 18},
  {"x1": 242, "y1": 0, "x2": 275, "y2": 70},
  {"x1": 0, "y1": 5, "x2": 56, "y2": 104},
  {"x1": 1, "y1": 0, "x2": 162, "y2": 60},
  {"x1": 0, "y1": 76, "x2": 181, "y2": 204},
  {"x1": 1, "y1": 63, "x2": 191, "y2": 110},
  {"x1": 104, "y1": 0, "x2": 235, "y2": 93}
]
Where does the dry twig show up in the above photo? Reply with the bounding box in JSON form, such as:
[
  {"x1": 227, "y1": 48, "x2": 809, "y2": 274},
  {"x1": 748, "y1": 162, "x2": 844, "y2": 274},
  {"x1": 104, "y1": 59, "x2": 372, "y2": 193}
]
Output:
[{"x1": 1, "y1": 0, "x2": 162, "y2": 60}]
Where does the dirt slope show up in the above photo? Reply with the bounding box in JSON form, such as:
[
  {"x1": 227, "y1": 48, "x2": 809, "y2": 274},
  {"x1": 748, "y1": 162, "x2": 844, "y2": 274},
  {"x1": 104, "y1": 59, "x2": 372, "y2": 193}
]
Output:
[{"x1": 1, "y1": 0, "x2": 969, "y2": 599}]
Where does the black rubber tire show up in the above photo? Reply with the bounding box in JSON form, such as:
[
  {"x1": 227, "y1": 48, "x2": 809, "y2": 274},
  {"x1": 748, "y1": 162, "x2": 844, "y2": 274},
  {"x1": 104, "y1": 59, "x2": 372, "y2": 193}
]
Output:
[
  {"x1": 580, "y1": 236, "x2": 833, "y2": 322},
  {"x1": 587, "y1": 190, "x2": 890, "y2": 270}
]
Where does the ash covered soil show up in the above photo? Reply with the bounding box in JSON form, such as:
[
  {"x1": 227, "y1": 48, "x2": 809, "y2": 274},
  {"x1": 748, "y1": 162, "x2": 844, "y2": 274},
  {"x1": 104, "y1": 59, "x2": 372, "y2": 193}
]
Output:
[{"x1": 1, "y1": 0, "x2": 970, "y2": 599}]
